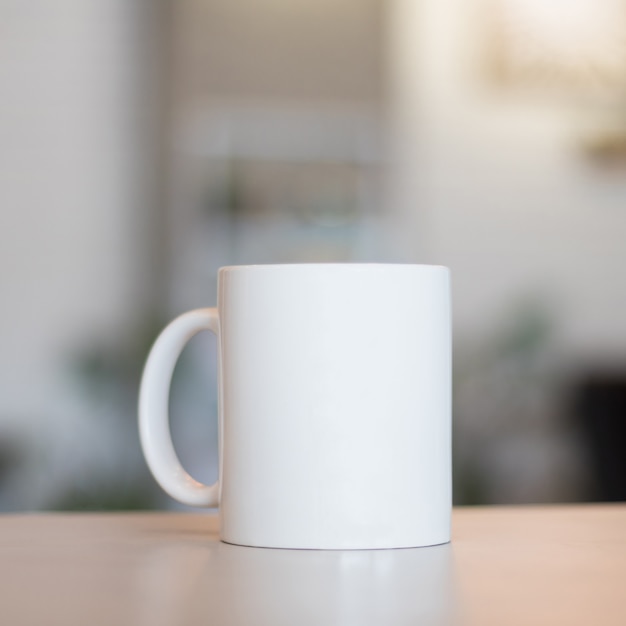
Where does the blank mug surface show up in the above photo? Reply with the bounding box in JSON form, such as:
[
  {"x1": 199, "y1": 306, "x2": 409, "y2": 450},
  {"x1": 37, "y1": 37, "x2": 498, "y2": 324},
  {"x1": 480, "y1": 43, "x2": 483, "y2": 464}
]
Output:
[{"x1": 140, "y1": 264, "x2": 451, "y2": 550}]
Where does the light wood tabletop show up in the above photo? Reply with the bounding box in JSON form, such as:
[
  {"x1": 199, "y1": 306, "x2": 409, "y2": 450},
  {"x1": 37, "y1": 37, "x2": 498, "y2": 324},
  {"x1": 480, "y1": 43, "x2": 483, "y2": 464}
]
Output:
[{"x1": 0, "y1": 505, "x2": 624, "y2": 625}]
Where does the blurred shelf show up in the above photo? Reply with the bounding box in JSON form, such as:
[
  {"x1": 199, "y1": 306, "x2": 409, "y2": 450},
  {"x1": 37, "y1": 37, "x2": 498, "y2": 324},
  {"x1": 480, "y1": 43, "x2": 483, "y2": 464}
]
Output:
[{"x1": 175, "y1": 103, "x2": 383, "y2": 165}]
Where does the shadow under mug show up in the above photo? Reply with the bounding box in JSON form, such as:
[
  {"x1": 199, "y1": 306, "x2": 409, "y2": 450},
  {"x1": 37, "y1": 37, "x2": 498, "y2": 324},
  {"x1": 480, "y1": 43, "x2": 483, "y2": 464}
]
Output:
[{"x1": 139, "y1": 263, "x2": 451, "y2": 549}]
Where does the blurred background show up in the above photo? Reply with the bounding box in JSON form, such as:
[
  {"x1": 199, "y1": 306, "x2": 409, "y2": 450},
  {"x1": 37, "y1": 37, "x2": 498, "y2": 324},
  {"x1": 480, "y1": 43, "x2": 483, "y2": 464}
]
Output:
[{"x1": 1, "y1": 0, "x2": 626, "y2": 511}]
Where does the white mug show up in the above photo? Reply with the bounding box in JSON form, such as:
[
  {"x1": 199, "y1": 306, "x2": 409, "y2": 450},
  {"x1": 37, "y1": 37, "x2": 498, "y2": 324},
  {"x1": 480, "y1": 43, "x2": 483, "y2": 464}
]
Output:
[{"x1": 139, "y1": 263, "x2": 451, "y2": 549}]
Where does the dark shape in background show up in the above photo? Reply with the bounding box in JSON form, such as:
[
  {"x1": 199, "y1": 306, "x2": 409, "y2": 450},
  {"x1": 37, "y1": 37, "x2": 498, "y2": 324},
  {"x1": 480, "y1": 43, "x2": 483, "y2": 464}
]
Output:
[{"x1": 575, "y1": 374, "x2": 626, "y2": 502}]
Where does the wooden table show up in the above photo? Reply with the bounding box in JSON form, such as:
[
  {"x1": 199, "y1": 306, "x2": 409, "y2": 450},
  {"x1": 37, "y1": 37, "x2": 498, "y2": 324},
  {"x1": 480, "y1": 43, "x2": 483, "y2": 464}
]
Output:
[{"x1": 1, "y1": 505, "x2": 624, "y2": 625}]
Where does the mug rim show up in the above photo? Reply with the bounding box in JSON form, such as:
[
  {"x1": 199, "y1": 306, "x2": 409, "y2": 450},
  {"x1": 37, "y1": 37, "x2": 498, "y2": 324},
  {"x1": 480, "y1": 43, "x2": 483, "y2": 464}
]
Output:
[{"x1": 218, "y1": 263, "x2": 449, "y2": 274}]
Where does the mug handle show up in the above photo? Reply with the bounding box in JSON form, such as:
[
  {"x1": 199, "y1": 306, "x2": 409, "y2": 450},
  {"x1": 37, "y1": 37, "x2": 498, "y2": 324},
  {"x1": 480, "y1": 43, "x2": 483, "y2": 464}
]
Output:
[{"x1": 138, "y1": 308, "x2": 220, "y2": 507}]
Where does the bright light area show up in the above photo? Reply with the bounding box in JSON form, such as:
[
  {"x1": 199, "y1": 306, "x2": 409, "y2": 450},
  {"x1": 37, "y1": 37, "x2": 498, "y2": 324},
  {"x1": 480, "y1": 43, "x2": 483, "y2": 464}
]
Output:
[{"x1": 498, "y1": 0, "x2": 626, "y2": 83}]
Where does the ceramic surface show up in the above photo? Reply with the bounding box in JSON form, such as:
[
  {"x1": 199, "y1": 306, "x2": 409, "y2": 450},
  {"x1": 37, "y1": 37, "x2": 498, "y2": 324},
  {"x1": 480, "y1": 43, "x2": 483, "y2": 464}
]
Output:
[{"x1": 139, "y1": 264, "x2": 451, "y2": 549}]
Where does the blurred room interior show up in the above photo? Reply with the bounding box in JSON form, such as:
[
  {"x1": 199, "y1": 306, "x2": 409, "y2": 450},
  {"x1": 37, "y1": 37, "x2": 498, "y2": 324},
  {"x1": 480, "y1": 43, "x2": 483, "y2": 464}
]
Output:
[{"x1": 1, "y1": 0, "x2": 625, "y2": 511}]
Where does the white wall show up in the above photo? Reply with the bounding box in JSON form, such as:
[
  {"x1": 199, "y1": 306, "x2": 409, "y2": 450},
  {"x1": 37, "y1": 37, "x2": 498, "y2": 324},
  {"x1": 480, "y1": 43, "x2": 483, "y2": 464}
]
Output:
[
  {"x1": 388, "y1": 0, "x2": 626, "y2": 362},
  {"x1": 0, "y1": 0, "x2": 148, "y2": 506}
]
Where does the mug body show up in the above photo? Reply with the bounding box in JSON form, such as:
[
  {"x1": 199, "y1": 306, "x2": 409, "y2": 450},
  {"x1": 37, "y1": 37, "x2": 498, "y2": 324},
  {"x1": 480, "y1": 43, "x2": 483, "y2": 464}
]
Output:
[{"x1": 217, "y1": 264, "x2": 451, "y2": 549}]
